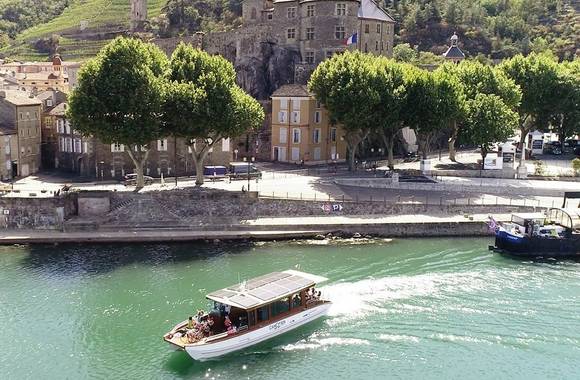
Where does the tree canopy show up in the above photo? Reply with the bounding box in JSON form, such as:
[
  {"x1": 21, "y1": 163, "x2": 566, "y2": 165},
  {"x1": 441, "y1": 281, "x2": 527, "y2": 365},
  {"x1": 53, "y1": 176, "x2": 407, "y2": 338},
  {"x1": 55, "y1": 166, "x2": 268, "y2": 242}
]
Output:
[
  {"x1": 163, "y1": 43, "x2": 264, "y2": 184},
  {"x1": 67, "y1": 37, "x2": 169, "y2": 187}
]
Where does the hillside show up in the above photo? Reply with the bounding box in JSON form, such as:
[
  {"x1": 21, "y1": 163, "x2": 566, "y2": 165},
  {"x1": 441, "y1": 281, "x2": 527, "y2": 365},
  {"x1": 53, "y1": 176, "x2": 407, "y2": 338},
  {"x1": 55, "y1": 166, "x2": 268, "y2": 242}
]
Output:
[
  {"x1": 0, "y1": 0, "x2": 578, "y2": 62},
  {"x1": 0, "y1": 0, "x2": 166, "y2": 61}
]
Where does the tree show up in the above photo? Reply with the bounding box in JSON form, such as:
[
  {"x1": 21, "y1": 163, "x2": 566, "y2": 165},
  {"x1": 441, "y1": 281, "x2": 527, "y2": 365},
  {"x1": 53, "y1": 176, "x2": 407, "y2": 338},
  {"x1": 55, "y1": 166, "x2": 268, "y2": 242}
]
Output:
[
  {"x1": 498, "y1": 53, "x2": 561, "y2": 167},
  {"x1": 67, "y1": 37, "x2": 168, "y2": 188},
  {"x1": 463, "y1": 93, "x2": 519, "y2": 168},
  {"x1": 374, "y1": 58, "x2": 406, "y2": 169},
  {"x1": 438, "y1": 61, "x2": 521, "y2": 161},
  {"x1": 309, "y1": 51, "x2": 383, "y2": 171},
  {"x1": 401, "y1": 65, "x2": 463, "y2": 160},
  {"x1": 393, "y1": 43, "x2": 417, "y2": 63},
  {"x1": 164, "y1": 43, "x2": 264, "y2": 185},
  {"x1": 551, "y1": 59, "x2": 580, "y2": 143}
]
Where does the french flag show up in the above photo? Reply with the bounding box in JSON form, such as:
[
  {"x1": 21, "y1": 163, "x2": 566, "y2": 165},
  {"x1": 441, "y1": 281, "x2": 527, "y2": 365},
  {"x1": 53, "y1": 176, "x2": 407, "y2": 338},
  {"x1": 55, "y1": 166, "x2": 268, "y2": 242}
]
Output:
[{"x1": 345, "y1": 33, "x2": 357, "y2": 46}]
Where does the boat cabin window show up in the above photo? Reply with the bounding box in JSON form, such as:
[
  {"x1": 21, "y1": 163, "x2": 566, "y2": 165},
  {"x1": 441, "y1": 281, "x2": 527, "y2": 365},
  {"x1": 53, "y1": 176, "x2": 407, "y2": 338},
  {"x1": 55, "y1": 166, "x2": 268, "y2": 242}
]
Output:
[
  {"x1": 257, "y1": 306, "x2": 269, "y2": 322},
  {"x1": 292, "y1": 293, "x2": 301, "y2": 308},
  {"x1": 271, "y1": 297, "x2": 290, "y2": 318},
  {"x1": 248, "y1": 310, "x2": 256, "y2": 327}
]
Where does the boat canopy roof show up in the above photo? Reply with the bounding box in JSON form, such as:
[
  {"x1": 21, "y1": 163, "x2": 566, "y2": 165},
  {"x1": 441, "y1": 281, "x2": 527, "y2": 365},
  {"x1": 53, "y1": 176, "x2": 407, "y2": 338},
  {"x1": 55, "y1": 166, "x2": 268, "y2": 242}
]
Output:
[
  {"x1": 206, "y1": 270, "x2": 328, "y2": 310},
  {"x1": 511, "y1": 212, "x2": 546, "y2": 224},
  {"x1": 548, "y1": 208, "x2": 580, "y2": 230}
]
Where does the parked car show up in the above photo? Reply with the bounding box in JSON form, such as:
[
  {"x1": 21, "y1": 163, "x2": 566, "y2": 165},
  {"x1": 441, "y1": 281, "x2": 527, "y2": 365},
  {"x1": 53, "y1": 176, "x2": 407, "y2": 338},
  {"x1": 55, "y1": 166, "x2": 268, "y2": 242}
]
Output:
[
  {"x1": 564, "y1": 139, "x2": 578, "y2": 148},
  {"x1": 227, "y1": 162, "x2": 262, "y2": 180},
  {"x1": 203, "y1": 166, "x2": 228, "y2": 182},
  {"x1": 574, "y1": 146, "x2": 580, "y2": 156},
  {"x1": 543, "y1": 141, "x2": 562, "y2": 155},
  {"x1": 123, "y1": 173, "x2": 154, "y2": 186}
]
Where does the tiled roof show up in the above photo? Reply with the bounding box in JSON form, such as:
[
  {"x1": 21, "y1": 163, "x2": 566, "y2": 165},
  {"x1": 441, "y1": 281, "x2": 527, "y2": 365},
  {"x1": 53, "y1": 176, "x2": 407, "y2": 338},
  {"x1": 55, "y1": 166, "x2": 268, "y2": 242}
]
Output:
[
  {"x1": 271, "y1": 84, "x2": 312, "y2": 97},
  {"x1": 0, "y1": 90, "x2": 42, "y2": 106},
  {"x1": 48, "y1": 102, "x2": 67, "y2": 116}
]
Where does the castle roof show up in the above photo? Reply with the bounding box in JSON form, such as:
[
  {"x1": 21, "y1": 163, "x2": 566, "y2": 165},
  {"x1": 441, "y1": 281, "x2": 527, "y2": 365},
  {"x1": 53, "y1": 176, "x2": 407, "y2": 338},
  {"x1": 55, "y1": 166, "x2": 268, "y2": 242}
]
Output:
[
  {"x1": 271, "y1": 84, "x2": 312, "y2": 97},
  {"x1": 443, "y1": 45, "x2": 465, "y2": 59},
  {"x1": 358, "y1": 0, "x2": 395, "y2": 23}
]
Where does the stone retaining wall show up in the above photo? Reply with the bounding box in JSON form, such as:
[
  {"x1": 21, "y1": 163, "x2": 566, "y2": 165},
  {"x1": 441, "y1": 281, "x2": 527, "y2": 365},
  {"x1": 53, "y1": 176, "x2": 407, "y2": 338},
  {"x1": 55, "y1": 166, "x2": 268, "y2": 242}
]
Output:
[{"x1": 0, "y1": 193, "x2": 77, "y2": 229}]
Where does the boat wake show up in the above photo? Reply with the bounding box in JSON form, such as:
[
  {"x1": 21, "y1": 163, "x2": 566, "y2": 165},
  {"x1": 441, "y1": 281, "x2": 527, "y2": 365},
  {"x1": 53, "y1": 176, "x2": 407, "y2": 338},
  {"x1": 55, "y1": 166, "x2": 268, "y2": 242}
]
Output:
[{"x1": 276, "y1": 336, "x2": 370, "y2": 352}]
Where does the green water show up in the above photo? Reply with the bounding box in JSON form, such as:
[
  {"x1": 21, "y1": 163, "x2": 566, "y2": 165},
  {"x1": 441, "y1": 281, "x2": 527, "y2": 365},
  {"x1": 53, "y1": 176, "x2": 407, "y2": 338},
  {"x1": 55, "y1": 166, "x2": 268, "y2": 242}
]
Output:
[{"x1": 1, "y1": 238, "x2": 579, "y2": 379}]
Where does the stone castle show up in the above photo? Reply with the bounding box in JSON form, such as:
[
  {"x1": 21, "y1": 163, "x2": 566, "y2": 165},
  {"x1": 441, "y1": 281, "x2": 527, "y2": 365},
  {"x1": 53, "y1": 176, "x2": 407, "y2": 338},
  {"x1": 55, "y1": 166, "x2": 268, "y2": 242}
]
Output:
[{"x1": 151, "y1": 0, "x2": 395, "y2": 100}]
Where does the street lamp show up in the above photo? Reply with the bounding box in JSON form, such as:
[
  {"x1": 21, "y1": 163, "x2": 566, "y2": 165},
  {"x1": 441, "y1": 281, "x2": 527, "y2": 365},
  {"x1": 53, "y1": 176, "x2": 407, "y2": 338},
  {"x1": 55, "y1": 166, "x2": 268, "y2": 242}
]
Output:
[
  {"x1": 234, "y1": 149, "x2": 239, "y2": 161},
  {"x1": 99, "y1": 161, "x2": 104, "y2": 181},
  {"x1": 243, "y1": 156, "x2": 255, "y2": 192}
]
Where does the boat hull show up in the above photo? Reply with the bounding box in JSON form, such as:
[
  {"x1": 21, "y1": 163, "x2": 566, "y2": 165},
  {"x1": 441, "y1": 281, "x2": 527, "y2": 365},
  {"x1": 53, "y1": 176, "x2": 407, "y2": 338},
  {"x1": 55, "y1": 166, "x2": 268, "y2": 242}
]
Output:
[
  {"x1": 184, "y1": 302, "x2": 331, "y2": 360},
  {"x1": 494, "y1": 230, "x2": 580, "y2": 258}
]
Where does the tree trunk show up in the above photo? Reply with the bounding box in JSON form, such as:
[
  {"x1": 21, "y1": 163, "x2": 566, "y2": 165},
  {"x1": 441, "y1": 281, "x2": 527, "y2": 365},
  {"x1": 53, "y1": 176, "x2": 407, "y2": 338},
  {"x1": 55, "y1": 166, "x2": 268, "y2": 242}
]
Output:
[
  {"x1": 418, "y1": 132, "x2": 432, "y2": 160},
  {"x1": 347, "y1": 141, "x2": 357, "y2": 172},
  {"x1": 480, "y1": 146, "x2": 487, "y2": 170},
  {"x1": 448, "y1": 120, "x2": 458, "y2": 161},
  {"x1": 381, "y1": 132, "x2": 396, "y2": 170},
  {"x1": 345, "y1": 129, "x2": 369, "y2": 171},
  {"x1": 517, "y1": 125, "x2": 529, "y2": 167},
  {"x1": 126, "y1": 146, "x2": 150, "y2": 189},
  {"x1": 190, "y1": 137, "x2": 220, "y2": 186}
]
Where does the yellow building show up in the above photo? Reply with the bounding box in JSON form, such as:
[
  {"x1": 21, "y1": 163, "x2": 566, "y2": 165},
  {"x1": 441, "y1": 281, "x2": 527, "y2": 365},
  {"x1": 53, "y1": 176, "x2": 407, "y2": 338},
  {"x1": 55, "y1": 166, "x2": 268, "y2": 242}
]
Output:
[{"x1": 270, "y1": 85, "x2": 347, "y2": 164}]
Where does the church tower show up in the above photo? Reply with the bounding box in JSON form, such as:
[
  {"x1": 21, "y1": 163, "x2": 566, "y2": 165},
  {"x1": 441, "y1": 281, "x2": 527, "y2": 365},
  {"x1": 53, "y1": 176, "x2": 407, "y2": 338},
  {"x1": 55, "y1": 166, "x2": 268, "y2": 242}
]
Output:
[{"x1": 130, "y1": 0, "x2": 147, "y2": 32}]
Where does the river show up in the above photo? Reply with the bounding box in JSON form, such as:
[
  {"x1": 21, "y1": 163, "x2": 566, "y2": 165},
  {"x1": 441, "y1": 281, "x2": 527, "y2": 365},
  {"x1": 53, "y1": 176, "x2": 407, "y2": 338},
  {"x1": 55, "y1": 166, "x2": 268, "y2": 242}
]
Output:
[{"x1": 1, "y1": 238, "x2": 579, "y2": 379}]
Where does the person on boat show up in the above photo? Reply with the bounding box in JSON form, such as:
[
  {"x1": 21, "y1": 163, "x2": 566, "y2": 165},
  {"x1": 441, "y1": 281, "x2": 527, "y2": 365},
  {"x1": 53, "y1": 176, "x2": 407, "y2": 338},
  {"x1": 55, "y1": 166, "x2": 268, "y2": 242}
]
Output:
[
  {"x1": 187, "y1": 316, "x2": 194, "y2": 329},
  {"x1": 224, "y1": 316, "x2": 237, "y2": 335}
]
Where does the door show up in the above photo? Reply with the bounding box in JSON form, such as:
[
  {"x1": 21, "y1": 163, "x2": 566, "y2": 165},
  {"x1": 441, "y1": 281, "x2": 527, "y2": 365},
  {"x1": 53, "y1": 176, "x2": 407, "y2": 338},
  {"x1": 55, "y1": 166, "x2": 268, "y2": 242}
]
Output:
[
  {"x1": 20, "y1": 163, "x2": 29, "y2": 177},
  {"x1": 313, "y1": 147, "x2": 321, "y2": 161},
  {"x1": 273, "y1": 147, "x2": 279, "y2": 161},
  {"x1": 330, "y1": 146, "x2": 337, "y2": 160},
  {"x1": 279, "y1": 148, "x2": 287, "y2": 162},
  {"x1": 291, "y1": 147, "x2": 300, "y2": 162}
]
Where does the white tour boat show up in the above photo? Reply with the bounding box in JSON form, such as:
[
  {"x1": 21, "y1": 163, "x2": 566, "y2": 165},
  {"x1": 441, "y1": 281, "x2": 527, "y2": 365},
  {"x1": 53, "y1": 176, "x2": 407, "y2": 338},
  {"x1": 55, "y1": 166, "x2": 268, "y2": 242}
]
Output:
[{"x1": 163, "y1": 270, "x2": 331, "y2": 360}]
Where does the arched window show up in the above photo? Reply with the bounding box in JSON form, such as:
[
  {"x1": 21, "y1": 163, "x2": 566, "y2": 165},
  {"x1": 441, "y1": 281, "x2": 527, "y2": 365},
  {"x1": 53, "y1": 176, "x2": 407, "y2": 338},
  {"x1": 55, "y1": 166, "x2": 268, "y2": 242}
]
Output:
[{"x1": 251, "y1": 8, "x2": 257, "y2": 20}]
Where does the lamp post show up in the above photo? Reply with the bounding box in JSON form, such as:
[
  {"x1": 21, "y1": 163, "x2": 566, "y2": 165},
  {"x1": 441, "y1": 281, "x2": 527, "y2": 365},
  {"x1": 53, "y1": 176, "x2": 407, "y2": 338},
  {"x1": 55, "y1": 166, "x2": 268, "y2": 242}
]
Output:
[
  {"x1": 243, "y1": 156, "x2": 255, "y2": 192},
  {"x1": 234, "y1": 149, "x2": 239, "y2": 161},
  {"x1": 99, "y1": 161, "x2": 104, "y2": 181}
]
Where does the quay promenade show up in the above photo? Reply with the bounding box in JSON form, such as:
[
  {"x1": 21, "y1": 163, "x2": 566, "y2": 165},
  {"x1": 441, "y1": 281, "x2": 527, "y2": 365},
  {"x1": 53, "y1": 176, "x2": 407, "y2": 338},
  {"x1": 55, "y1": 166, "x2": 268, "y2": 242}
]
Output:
[{"x1": 0, "y1": 213, "x2": 510, "y2": 244}]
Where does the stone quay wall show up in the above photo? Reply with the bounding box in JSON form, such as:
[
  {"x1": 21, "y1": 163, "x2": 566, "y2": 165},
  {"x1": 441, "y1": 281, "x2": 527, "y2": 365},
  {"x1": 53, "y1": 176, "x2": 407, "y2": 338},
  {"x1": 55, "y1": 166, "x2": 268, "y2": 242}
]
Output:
[{"x1": 0, "y1": 193, "x2": 77, "y2": 229}]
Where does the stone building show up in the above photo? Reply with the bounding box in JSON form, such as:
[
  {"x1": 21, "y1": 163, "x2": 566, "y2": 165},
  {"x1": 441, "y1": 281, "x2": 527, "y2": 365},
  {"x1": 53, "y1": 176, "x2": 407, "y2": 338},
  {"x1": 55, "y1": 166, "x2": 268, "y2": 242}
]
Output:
[
  {"x1": 0, "y1": 90, "x2": 42, "y2": 178},
  {"x1": 131, "y1": 0, "x2": 148, "y2": 32},
  {"x1": 0, "y1": 55, "x2": 80, "y2": 93},
  {"x1": 270, "y1": 84, "x2": 347, "y2": 163},
  {"x1": 37, "y1": 90, "x2": 67, "y2": 169},
  {"x1": 443, "y1": 33, "x2": 465, "y2": 64}
]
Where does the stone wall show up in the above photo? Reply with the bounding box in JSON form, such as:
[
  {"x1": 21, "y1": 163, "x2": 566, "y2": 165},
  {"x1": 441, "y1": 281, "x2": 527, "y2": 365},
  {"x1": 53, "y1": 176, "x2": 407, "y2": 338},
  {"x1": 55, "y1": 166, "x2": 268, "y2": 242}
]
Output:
[{"x1": 0, "y1": 193, "x2": 77, "y2": 229}]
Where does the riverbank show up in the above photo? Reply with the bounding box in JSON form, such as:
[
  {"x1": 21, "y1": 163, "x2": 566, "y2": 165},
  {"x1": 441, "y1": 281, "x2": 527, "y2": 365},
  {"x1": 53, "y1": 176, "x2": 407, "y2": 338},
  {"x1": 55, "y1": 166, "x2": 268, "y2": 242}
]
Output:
[{"x1": 0, "y1": 213, "x2": 507, "y2": 244}]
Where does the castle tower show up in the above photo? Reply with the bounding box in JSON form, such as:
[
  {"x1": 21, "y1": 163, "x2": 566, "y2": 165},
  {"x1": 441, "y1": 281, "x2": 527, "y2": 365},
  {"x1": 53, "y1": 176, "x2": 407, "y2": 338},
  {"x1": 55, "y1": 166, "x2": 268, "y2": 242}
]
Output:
[{"x1": 130, "y1": 0, "x2": 147, "y2": 32}]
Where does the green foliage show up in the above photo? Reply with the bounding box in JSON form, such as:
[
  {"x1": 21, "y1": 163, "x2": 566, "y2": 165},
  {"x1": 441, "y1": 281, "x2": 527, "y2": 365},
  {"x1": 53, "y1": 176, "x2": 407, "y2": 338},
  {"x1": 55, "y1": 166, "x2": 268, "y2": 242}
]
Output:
[
  {"x1": 67, "y1": 37, "x2": 169, "y2": 187},
  {"x1": 309, "y1": 51, "x2": 384, "y2": 170},
  {"x1": 0, "y1": 0, "x2": 70, "y2": 38},
  {"x1": 463, "y1": 93, "x2": 519, "y2": 162},
  {"x1": 552, "y1": 59, "x2": 580, "y2": 140},
  {"x1": 499, "y1": 52, "x2": 561, "y2": 132},
  {"x1": 163, "y1": 42, "x2": 263, "y2": 184},
  {"x1": 389, "y1": 0, "x2": 577, "y2": 60},
  {"x1": 158, "y1": 0, "x2": 242, "y2": 36}
]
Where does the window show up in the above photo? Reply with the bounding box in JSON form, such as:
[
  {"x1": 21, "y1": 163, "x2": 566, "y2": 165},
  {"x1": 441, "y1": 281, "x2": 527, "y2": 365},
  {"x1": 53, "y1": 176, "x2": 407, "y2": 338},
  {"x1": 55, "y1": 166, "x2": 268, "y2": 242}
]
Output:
[
  {"x1": 287, "y1": 7, "x2": 296, "y2": 18},
  {"x1": 271, "y1": 297, "x2": 290, "y2": 317},
  {"x1": 26, "y1": 112, "x2": 30, "y2": 119},
  {"x1": 280, "y1": 98, "x2": 288, "y2": 110},
  {"x1": 305, "y1": 51, "x2": 315, "y2": 64},
  {"x1": 336, "y1": 3, "x2": 346, "y2": 15},
  {"x1": 257, "y1": 306, "x2": 269, "y2": 322},
  {"x1": 65, "y1": 121, "x2": 70, "y2": 134},
  {"x1": 280, "y1": 127, "x2": 287, "y2": 143},
  {"x1": 376, "y1": 41, "x2": 379, "y2": 51},
  {"x1": 267, "y1": 12, "x2": 273, "y2": 20},
  {"x1": 278, "y1": 110, "x2": 287, "y2": 123},
  {"x1": 59, "y1": 137, "x2": 64, "y2": 152},
  {"x1": 313, "y1": 128, "x2": 321, "y2": 143},
  {"x1": 45, "y1": 117, "x2": 52, "y2": 126},
  {"x1": 306, "y1": 5, "x2": 315, "y2": 17},
  {"x1": 287, "y1": 28, "x2": 296, "y2": 39},
  {"x1": 330, "y1": 128, "x2": 337, "y2": 142},
  {"x1": 292, "y1": 99, "x2": 301, "y2": 111},
  {"x1": 65, "y1": 138, "x2": 72, "y2": 152},
  {"x1": 19, "y1": 113, "x2": 22, "y2": 120},
  {"x1": 292, "y1": 128, "x2": 301, "y2": 143},
  {"x1": 365, "y1": 24, "x2": 369, "y2": 34},
  {"x1": 316, "y1": 100, "x2": 321, "y2": 109},
  {"x1": 381, "y1": 41, "x2": 384, "y2": 51},
  {"x1": 157, "y1": 139, "x2": 168, "y2": 151},
  {"x1": 74, "y1": 139, "x2": 81, "y2": 153},
  {"x1": 314, "y1": 111, "x2": 321, "y2": 124},
  {"x1": 335, "y1": 26, "x2": 345, "y2": 40},
  {"x1": 377, "y1": 23, "x2": 381, "y2": 33},
  {"x1": 222, "y1": 137, "x2": 230, "y2": 152},
  {"x1": 291, "y1": 110, "x2": 300, "y2": 123},
  {"x1": 34, "y1": 112, "x2": 38, "y2": 119},
  {"x1": 84, "y1": 142, "x2": 88, "y2": 154},
  {"x1": 46, "y1": 99, "x2": 53, "y2": 107},
  {"x1": 364, "y1": 42, "x2": 368, "y2": 52},
  {"x1": 251, "y1": 7, "x2": 256, "y2": 20},
  {"x1": 306, "y1": 27, "x2": 315, "y2": 40},
  {"x1": 111, "y1": 143, "x2": 124, "y2": 152}
]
